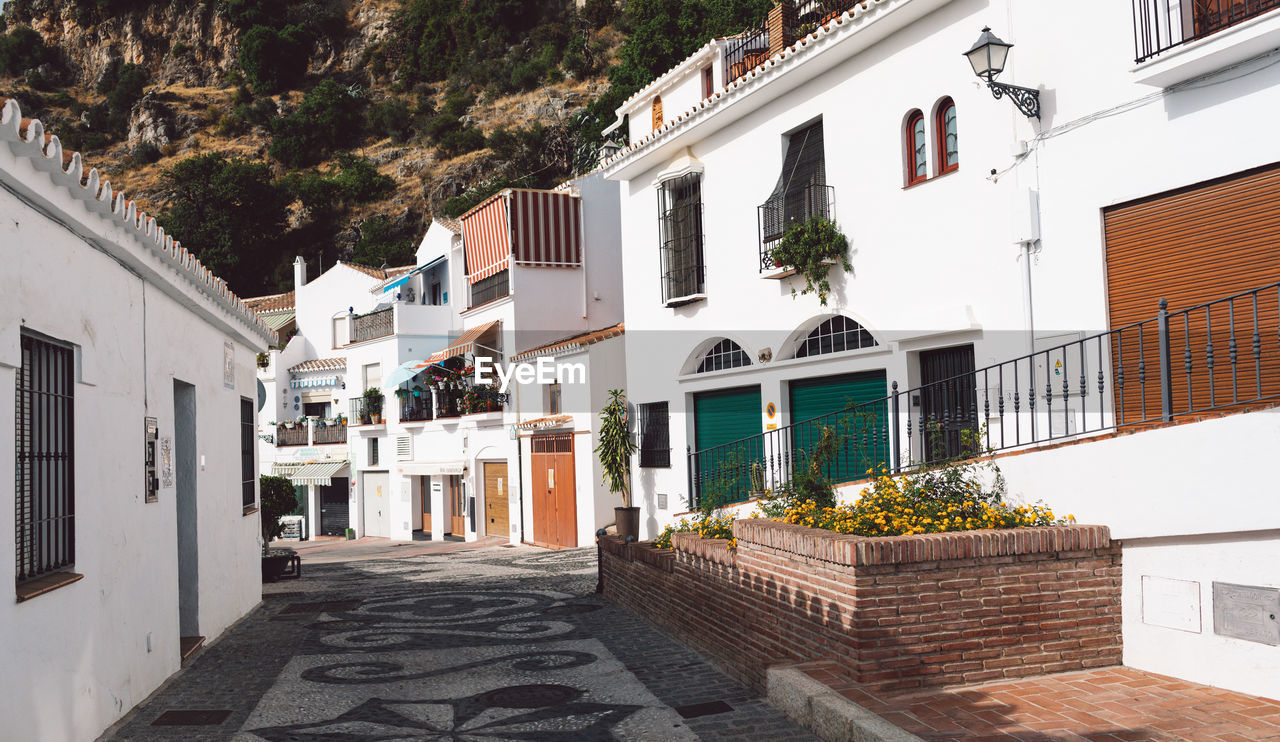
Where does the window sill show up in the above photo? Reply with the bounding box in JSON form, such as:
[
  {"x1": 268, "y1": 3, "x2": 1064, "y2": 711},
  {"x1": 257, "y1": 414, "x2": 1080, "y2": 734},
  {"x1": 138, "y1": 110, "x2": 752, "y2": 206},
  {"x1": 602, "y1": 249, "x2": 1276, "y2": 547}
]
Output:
[
  {"x1": 664, "y1": 293, "x2": 706, "y2": 308},
  {"x1": 762, "y1": 259, "x2": 836, "y2": 280},
  {"x1": 16, "y1": 571, "x2": 84, "y2": 603},
  {"x1": 243, "y1": 505, "x2": 259, "y2": 516},
  {"x1": 902, "y1": 167, "x2": 958, "y2": 190},
  {"x1": 462, "y1": 295, "x2": 513, "y2": 316}
]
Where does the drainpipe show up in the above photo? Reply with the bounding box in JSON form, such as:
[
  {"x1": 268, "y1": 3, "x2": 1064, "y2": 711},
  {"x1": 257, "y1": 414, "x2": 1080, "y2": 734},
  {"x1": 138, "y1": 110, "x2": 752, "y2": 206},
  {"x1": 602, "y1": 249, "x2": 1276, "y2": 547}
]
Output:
[{"x1": 513, "y1": 379, "x2": 525, "y2": 544}]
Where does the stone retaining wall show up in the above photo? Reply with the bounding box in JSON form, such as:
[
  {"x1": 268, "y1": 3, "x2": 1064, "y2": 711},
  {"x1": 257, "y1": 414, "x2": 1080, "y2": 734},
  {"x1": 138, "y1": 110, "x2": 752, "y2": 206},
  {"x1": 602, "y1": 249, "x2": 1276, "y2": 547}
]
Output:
[{"x1": 599, "y1": 521, "x2": 1121, "y2": 692}]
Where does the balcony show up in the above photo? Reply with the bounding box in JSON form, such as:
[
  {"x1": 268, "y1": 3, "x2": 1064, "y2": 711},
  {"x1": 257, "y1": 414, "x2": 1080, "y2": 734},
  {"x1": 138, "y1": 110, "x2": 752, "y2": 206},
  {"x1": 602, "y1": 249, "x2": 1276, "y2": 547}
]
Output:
[
  {"x1": 350, "y1": 307, "x2": 394, "y2": 344},
  {"x1": 724, "y1": 1, "x2": 859, "y2": 84},
  {"x1": 349, "y1": 398, "x2": 385, "y2": 425},
  {"x1": 275, "y1": 420, "x2": 348, "y2": 446},
  {"x1": 399, "y1": 394, "x2": 435, "y2": 423},
  {"x1": 1133, "y1": 0, "x2": 1280, "y2": 63},
  {"x1": 276, "y1": 423, "x2": 309, "y2": 447},
  {"x1": 758, "y1": 184, "x2": 835, "y2": 273},
  {"x1": 312, "y1": 421, "x2": 347, "y2": 444}
]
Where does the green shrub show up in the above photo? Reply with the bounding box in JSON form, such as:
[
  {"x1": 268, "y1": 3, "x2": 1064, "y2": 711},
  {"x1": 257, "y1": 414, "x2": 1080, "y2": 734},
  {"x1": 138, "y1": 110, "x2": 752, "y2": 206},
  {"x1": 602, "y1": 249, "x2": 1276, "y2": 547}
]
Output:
[
  {"x1": 0, "y1": 26, "x2": 59, "y2": 77},
  {"x1": 259, "y1": 474, "x2": 299, "y2": 549},
  {"x1": 349, "y1": 214, "x2": 415, "y2": 268},
  {"x1": 238, "y1": 24, "x2": 310, "y2": 94},
  {"x1": 367, "y1": 98, "x2": 413, "y2": 143},
  {"x1": 268, "y1": 79, "x2": 365, "y2": 167},
  {"x1": 435, "y1": 125, "x2": 485, "y2": 159}
]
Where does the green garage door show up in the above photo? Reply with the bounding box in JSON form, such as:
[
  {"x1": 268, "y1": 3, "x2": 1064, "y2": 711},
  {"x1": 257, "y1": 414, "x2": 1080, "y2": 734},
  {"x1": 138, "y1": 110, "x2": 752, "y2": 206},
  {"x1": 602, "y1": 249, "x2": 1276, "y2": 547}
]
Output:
[
  {"x1": 788, "y1": 371, "x2": 887, "y2": 484},
  {"x1": 692, "y1": 386, "x2": 762, "y2": 506}
]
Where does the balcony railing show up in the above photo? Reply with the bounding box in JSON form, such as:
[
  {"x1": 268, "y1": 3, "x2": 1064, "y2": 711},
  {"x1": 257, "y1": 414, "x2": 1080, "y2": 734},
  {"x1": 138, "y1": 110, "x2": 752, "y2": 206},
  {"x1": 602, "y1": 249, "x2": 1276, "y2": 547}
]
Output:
[
  {"x1": 276, "y1": 424, "x2": 310, "y2": 447},
  {"x1": 349, "y1": 398, "x2": 385, "y2": 425},
  {"x1": 1133, "y1": 0, "x2": 1280, "y2": 63},
  {"x1": 399, "y1": 394, "x2": 434, "y2": 422},
  {"x1": 350, "y1": 307, "x2": 394, "y2": 344},
  {"x1": 312, "y1": 421, "x2": 347, "y2": 444},
  {"x1": 689, "y1": 280, "x2": 1280, "y2": 507},
  {"x1": 724, "y1": 1, "x2": 860, "y2": 84},
  {"x1": 758, "y1": 184, "x2": 835, "y2": 272}
]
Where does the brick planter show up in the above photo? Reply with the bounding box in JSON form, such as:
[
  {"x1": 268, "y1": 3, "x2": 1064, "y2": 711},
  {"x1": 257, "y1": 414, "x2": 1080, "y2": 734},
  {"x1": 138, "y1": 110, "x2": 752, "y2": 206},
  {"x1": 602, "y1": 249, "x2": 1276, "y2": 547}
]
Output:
[{"x1": 599, "y1": 521, "x2": 1121, "y2": 693}]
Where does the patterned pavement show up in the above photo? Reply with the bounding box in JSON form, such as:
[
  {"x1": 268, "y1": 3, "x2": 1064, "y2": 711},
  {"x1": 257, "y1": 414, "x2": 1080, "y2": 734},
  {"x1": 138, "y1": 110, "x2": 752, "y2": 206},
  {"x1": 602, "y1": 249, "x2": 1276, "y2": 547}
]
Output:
[
  {"x1": 103, "y1": 541, "x2": 817, "y2": 741},
  {"x1": 802, "y1": 661, "x2": 1280, "y2": 741}
]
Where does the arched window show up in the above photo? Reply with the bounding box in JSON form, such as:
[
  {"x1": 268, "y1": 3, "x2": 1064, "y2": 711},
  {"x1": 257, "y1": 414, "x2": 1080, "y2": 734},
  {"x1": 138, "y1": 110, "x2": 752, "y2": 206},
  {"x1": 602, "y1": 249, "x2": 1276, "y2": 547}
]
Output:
[
  {"x1": 935, "y1": 97, "x2": 958, "y2": 174},
  {"x1": 795, "y1": 316, "x2": 877, "y2": 358},
  {"x1": 652, "y1": 95, "x2": 664, "y2": 132},
  {"x1": 905, "y1": 110, "x2": 927, "y2": 185},
  {"x1": 696, "y1": 339, "x2": 751, "y2": 373}
]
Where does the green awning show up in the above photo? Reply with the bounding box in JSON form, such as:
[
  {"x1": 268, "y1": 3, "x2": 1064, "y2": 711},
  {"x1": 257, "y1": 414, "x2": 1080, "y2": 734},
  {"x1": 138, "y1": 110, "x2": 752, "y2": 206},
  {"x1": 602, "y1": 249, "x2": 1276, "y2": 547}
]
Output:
[{"x1": 262, "y1": 311, "x2": 296, "y2": 331}]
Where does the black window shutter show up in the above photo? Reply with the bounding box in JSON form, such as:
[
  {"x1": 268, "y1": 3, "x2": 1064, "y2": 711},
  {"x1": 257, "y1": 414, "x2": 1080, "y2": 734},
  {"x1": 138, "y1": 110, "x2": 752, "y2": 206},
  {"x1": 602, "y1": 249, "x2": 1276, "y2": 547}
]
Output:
[{"x1": 761, "y1": 121, "x2": 826, "y2": 239}]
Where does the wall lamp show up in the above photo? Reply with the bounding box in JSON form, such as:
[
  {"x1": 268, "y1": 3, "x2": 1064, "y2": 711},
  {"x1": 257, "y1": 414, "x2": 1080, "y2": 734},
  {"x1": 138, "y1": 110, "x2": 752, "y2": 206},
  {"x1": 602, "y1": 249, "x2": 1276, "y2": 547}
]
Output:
[{"x1": 964, "y1": 27, "x2": 1040, "y2": 120}]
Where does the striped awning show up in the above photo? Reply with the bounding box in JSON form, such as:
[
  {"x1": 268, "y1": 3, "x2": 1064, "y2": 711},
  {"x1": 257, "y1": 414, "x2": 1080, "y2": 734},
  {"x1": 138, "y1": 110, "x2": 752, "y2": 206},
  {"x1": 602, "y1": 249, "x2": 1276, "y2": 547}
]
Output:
[
  {"x1": 262, "y1": 311, "x2": 296, "y2": 331},
  {"x1": 290, "y1": 461, "x2": 349, "y2": 486},
  {"x1": 510, "y1": 190, "x2": 581, "y2": 267},
  {"x1": 290, "y1": 376, "x2": 339, "y2": 389},
  {"x1": 427, "y1": 320, "x2": 501, "y2": 363},
  {"x1": 462, "y1": 195, "x2": 510, "y2": 284},
  {"x1": 271, "y1": 462, "x2": 304, "y2": 477}
]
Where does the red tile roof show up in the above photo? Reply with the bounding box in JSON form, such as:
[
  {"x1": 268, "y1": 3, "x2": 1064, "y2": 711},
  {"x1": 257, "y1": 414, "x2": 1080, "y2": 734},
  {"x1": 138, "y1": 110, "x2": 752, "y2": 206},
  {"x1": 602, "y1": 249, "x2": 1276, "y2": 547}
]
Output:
[
  {"x1": 343, "y1": 262, "x2": 415, "y2": 280},
  {"x1": 243, "y1": 290, "x2": 295, "y2": 313},
  {"x1": 511, "y1": 323, "x2": 624, "y2": 361}
]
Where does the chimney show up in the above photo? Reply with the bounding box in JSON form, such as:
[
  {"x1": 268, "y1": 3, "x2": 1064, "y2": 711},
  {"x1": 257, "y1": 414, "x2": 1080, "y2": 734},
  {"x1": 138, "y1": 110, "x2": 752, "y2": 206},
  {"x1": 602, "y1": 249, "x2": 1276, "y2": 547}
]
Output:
[
  {"x1": 293, "y1": 256, "x2": 307, "y2": 289},
  {"x1": 767, "y1": 1, "x2": 797, "y2": 59}
]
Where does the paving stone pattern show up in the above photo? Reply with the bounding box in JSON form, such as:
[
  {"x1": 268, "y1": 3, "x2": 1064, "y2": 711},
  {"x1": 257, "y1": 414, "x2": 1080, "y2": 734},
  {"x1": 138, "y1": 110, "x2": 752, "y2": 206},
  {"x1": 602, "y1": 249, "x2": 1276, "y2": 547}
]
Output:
[
  {"x1": 804, "y1": 661, "x2": 1280, "y2": 741},
  {"x1": 103, "y1": 542, "x2": 818, "y2": 741}
]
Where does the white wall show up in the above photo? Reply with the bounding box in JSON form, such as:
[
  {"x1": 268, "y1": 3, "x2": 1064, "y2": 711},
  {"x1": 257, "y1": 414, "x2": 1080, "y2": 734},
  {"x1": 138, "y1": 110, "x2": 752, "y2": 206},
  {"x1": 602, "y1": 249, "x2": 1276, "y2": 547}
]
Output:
[{"x1": 0, "y1": 127, "x2": 266, "y2": 741}]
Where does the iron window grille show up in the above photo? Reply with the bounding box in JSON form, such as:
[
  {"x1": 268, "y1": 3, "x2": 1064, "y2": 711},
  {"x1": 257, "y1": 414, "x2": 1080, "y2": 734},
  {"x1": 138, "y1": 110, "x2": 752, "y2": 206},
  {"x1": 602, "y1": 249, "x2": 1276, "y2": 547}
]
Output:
[
  {"x1": 637, "y1": 402, "x2": 671, "y2": 468},
  {"x1": 547, "y1": 383, "x2": 562, "y2": 415},
  {"x1": 795, "y1": 316, "x2": 878, "y2": 358},
  {"x1": 759, "y1": 121, "x2": 833, "y2": 271},
  {"x1": 697, "y1": 339, "x2": 752, "y2": 373},
  {"x1": 241, "y1": 398, "x2": 255, "y2": 509},
  {"x1": 369, "y1": 438, "x2": 379, "y2": 466},
  {"x1": 470, "y1": 269, "x2": 510, "y2": 308},
  {"x1": 15, "y1": 332, "x2": 75, "y2": 585},
  {"x1": 658, "y1": 172, "x2": 706, "y2": 304}
]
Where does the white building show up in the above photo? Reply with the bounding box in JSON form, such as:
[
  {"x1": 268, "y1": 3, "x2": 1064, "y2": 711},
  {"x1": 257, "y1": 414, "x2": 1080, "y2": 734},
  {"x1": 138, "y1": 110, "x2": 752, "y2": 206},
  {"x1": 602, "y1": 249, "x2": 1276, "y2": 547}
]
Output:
[
  {"x1": 397, "y1": 174, "x2": 626, "y2": 547},
  {"x1": 0, "y1": 99, "x2": 275, "y2": 741},
  {"x1": 601, "y1": 0, "x2": 1280, "y2": 698}
]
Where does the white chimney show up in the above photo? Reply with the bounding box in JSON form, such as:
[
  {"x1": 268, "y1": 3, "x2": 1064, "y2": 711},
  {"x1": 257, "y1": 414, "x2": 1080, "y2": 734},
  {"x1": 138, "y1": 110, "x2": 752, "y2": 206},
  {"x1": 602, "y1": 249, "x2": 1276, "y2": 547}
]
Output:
[{"x1": 293, "y1": 256, "x2": 307, "y2": 289}]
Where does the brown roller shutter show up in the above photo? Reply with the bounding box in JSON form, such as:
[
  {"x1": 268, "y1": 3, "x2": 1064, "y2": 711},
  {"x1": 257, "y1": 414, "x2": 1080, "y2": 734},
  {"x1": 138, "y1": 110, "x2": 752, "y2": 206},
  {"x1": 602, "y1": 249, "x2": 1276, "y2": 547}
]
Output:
[{"x1": 1103, "y1": 162, "x2": 1280, "y2": 422}]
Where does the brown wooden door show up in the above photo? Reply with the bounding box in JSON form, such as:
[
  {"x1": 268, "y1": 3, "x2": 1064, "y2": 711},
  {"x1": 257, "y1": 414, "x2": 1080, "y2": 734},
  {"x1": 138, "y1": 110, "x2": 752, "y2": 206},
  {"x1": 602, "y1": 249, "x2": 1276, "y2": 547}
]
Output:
[
  {"x1": 530, "y1": 434, "x2": 577, "y2": 548},
  {"x1": 1103, "y1": 162, "x2": 1280, "y2": 423},
  {"x1": 484, "y1": 462, "x2": 509, "y2": 539},
  {"x1": 449, "y1": 476, "x2": 466, "y2": 535},
  {"x1": 420, "y1": 476, "x2": 431, "y2": 533}
]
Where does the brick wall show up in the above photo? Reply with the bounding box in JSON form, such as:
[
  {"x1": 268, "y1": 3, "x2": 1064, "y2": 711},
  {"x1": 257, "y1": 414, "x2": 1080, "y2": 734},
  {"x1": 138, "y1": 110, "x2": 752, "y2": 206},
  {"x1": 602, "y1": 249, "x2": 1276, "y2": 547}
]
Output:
[{"x1": 599, "y1": 522, "x2": 1121, "y2": 693}]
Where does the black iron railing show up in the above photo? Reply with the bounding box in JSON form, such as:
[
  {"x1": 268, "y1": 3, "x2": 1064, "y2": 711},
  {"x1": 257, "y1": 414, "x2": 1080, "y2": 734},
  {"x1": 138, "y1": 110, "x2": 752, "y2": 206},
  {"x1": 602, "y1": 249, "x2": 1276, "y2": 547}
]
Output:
[
  {"x1": 350, "y1": 307, "x2": 394, "y2": 343},
  {"x1": 688, "y1": 280, "x2": 1280, "y2": 507},
  {"x1": 723, "y1": 0, "x2": 862, "y2": 84},
  {"x1": 759, "y1": 184, "x2": 835, "y2": 272},
  {"x1": 400, "y1": 395, "x2": 434, "y2": 422},
  {"x1": 1133, "y1": 0, "x2": 1280, "y2": 63},
  {"x1": 349, "y1": 398, "x2": 385, "y2": 424}
]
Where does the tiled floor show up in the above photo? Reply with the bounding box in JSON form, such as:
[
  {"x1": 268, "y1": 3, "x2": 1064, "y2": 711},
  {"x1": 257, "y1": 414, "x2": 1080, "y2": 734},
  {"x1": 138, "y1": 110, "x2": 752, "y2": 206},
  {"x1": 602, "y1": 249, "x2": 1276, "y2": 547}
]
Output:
[{"x1": 801, "y1": 662, "x2": 1280, "y2": 741}]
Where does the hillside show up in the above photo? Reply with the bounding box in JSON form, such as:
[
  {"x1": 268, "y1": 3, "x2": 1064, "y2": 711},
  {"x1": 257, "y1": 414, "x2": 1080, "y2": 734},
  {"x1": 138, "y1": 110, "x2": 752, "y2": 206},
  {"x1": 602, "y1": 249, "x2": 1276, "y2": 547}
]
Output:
[{"x1": 0, "y1": 0, "x2": 770, "y2": 295}]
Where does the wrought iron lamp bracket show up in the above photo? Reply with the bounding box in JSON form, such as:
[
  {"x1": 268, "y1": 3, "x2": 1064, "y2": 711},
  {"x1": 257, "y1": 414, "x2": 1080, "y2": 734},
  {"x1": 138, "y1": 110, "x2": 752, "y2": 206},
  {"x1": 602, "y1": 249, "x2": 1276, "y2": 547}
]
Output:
[{"x1": 987, "y1": 80, "x2": 1040, "y2": 119}]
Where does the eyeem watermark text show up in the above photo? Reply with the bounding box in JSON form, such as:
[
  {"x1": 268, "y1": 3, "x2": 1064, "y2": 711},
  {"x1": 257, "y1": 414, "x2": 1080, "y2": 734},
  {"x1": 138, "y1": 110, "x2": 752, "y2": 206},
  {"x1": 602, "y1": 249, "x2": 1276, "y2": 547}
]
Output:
[{"x1": 474, "y1": 356, "x2": 586, "y2": 392}]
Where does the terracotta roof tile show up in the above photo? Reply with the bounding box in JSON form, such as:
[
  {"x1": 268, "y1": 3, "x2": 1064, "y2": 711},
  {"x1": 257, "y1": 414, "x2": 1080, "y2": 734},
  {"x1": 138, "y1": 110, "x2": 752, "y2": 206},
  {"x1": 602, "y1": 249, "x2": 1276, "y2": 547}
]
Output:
[
  {"x1": 289, "y1": 357, "x2": 346, "y2": 374},
  {"x1": 511, "y1": 323, "x2": 624, "y2": 361},
  {"x1": 243, "y1": 290, "x2": 295, "y2": 313},
  {"x1": 343, "y1": 261, "x2": 415, "y2": 280},
  {"x1": 435, "y1": 216, "x2": 462, "y2": 233}
]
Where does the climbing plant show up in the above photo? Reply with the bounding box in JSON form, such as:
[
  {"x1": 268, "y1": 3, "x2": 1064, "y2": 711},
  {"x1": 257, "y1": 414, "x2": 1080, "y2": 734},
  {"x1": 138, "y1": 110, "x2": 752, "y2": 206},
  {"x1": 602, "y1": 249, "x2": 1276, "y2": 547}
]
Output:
[{"x1": 769, "y1": 216, "x2": 852, "y2": 306}]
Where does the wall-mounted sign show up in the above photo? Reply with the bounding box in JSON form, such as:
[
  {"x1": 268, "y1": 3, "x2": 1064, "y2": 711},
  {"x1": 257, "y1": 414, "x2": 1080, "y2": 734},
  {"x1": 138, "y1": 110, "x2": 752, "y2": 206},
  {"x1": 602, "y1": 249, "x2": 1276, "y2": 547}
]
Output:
[
  {"x1": 160, "y1": 437, "x2": 173, "y2": 488},
  {"x1": 1213, "y1": 582, "x2": 1280, "y2": 645},
  {"x1": 224, "y1": 340, "x2": 236, "y2": 389},
  {"x1": 765, "y1": 402, "x2": 776, "y2": 418}
]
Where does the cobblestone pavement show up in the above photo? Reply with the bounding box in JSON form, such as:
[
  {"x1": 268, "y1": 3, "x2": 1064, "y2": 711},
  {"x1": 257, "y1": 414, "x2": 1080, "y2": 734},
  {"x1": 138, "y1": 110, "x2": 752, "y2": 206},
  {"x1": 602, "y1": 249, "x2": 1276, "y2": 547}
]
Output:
[{"x1": 103, "y1": 542, "x2": 818, "y2": 742}]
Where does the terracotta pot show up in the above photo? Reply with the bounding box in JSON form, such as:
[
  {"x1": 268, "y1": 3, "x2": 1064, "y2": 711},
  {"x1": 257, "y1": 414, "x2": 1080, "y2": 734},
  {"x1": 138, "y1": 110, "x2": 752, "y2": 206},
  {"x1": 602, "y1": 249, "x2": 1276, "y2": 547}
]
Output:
[{"x1": 615, "y1": 506, "x2": 641, "y2": 542}]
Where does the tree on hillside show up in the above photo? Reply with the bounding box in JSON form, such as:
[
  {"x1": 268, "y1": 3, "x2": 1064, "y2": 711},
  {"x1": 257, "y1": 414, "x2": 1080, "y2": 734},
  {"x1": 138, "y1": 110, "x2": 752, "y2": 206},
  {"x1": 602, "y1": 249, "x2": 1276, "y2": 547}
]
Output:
[
  {"x1": 159, "y1": 153, "x2": 291, "y2": 295},
  {"x1": 269, "y1": 79, "x2": 366, "y2": 167}
]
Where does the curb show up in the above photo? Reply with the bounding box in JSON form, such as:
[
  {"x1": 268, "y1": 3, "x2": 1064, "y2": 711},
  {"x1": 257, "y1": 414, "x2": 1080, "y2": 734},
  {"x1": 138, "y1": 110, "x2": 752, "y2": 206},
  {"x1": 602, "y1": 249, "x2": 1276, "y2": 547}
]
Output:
[{"x1": 766, "y1": 666, "x2": 925, "y2": 742}]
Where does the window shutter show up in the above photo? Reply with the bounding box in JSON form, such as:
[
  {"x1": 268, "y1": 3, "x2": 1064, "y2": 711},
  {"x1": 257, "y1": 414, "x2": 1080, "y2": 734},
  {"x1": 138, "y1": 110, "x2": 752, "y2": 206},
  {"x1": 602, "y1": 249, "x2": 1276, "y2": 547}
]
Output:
[
  {"x1": 652, "y1": 96, "x2": 664, "y2": 131},
  {"x1": 761, "y1": 121, "x2": 826, "y2": 239},
  {"x1": 638, "y1": 402, "x2": 671, "y2": 467},
  {"x1": 396, "y1": 435, "x2": 413, "y2": 461}
]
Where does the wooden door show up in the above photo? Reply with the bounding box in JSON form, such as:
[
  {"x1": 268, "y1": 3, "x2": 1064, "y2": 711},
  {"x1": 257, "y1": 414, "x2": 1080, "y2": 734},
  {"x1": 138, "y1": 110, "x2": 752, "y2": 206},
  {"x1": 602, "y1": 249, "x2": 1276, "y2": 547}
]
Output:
[
  {"x1": 449, "y1": 476, "x2": 466, "y2": 535},
  {"x1": 531, "y1": 434, "x2": 577, "y2": 548},
  {"x1": 420, "y1": 476, "x2": 431, "y2": 533},
  {"x1": 484, "y1": 462, "x2": 509, "y2": 538}
]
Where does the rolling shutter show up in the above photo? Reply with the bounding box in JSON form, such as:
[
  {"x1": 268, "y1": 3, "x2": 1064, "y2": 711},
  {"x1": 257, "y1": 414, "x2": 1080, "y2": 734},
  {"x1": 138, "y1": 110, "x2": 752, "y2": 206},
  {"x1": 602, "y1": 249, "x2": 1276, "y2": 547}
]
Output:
[
  {"x1": 788, "y1": 371, "x2": 887, "y2": 484},
  {"x1": 1103, "y1": 162, "x2": 1280, "y2": 421},
  {"x1": 693, "y1": 386, "x2": 762, "y2": 505}
]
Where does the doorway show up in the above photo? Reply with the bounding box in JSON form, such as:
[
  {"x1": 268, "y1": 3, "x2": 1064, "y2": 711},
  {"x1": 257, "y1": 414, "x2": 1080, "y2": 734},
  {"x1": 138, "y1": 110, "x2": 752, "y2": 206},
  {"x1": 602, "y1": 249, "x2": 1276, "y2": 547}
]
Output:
[
  {"x1": 173, "y1": 380, "x2": 201, "y2": 653},
  {"x1": 361, "y1": 471, "x2": 390, "y2": 538},
  {"x1": 483, "y1": 462, "x2": 509, "y2": 539},
  {"x1": 531, "y1": 434, "x2": 576, "y2": 548},
  {"x1": 449, "y1": 476, "x2": 466, "y2": 536},
  {"x1": 420, "y1": 476, "x2": 432, "y2": 532},
  {"x1": 919, "y1": 344, "x2": 977, "y2": 461}
]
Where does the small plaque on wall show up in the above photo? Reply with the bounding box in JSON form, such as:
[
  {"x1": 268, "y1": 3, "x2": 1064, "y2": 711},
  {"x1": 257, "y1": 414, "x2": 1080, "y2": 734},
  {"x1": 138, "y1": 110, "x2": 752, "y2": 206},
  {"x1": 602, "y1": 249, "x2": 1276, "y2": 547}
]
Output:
[
  {"x1": 656, "y1": 493, "x2": 668, "y2": 510},
  {"x1": 223, "y1": 340, "x2": 236, "y2": 389},
  {"x1": 1141, "y1": 576, "x2": 1201, "y2": 633},
  {"x1": 1213, "y1": 582, "x2": 1280, "y2": 646}
]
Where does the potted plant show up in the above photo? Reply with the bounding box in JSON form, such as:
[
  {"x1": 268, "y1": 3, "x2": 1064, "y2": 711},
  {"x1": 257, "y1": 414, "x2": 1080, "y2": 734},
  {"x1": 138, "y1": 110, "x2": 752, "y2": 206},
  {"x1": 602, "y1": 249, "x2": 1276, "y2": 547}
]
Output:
[
  {"x1": 769, "y1": 216, "x2": 852, "y2": 306},
  {"x1": 256, "y1": 352, "x2": 270, "y2": 369},
  {"x1": 363, "y1": 387, "x2": 384, "y2": 424},
  {"x1": 259, "y1": 474, "x2": 300, "y2": 581},
  {"x1": 596, "y1": 389, "x2": 639, "y2": 541}
]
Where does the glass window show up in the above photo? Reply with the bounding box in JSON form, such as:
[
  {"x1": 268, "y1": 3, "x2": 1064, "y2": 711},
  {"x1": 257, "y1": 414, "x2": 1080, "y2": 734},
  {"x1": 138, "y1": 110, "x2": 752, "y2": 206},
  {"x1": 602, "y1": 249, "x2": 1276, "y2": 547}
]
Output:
[
  {"x1": 658, "y1": 172, "x2": 705, "y2": 303},
  {"x1": 241, "y1": 398, "x2": 255, "y2": 509},
  {"x1": 936, "y1": 98, "x2": 958, "y2": 172},
  {"x1": 638, "y1": 402, "x2": 671, "y2": 468},
  {"x1": 697, "y1": 339, "x2": 751, "y2": 373},
  {"x1": 906, "y1": 111, "x2": 927, "y2": 185},
  {"x1": 547, "y1": 382, "x2": 562, "y2": 415},
  {"x1": 795, "y1": 316, "x2": 878, "y2": 358}
]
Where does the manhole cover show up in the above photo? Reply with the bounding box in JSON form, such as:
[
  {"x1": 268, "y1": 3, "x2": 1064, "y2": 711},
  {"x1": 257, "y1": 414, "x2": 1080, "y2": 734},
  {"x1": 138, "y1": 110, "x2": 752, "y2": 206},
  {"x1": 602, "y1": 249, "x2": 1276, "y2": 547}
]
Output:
[
  {"x1": 151, "y1": 709, "x2": 232, "y2": 726},
  {"x1": 280, "y1": 600, "x2": 361, "y2": 614},
  {"x1": 476, "y1": 684, "x2": 580, "y2": 709},
  {"x1": 543, "y1": 603, "x2": 603, "y2": 615},
  {"x1": 674, "y1": 700, "x2": 734, "y2": 719}
]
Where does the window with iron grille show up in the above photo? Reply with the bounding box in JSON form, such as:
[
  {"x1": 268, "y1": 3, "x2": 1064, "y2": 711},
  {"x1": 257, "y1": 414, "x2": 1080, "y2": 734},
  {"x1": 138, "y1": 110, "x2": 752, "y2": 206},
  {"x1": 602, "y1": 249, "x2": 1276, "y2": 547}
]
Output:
[
  {"x1": 241, "y1": 397, "x2": 255, "y2": 509},
  {"x1": 547, "y1": 382, "x2": 562, "y2": 415},
  {"x1": 795, "y1": 316, "x2": 878, "y2": 358},
  {"x1": 637, "y1": 402, "x2": 670, "y2": 468},
  {"x1": 15, "y1": 332, "x2": 75, "y2": 586},
  {"x1": 696, "y1": 339, "x2": 752, "y2": 373},
  {"x1": 658, "y1": 172, "x2": 705, "y2": 304},
  {"x1": 470, "y1": 269, "x2": 510, "y2": 307},
  {"x1": 369, "y1": 437, "x2": 380, "y2": 466},
  {"x1": 760, "y1": 120, "x2": 827, "y2": 241}
]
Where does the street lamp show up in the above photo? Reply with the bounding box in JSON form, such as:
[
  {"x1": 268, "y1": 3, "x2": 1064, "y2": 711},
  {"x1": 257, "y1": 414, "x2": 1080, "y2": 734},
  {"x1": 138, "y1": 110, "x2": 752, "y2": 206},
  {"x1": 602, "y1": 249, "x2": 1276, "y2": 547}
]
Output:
[{"x1": 964, "y1": 27, "x2": 1040, "y2": 120}]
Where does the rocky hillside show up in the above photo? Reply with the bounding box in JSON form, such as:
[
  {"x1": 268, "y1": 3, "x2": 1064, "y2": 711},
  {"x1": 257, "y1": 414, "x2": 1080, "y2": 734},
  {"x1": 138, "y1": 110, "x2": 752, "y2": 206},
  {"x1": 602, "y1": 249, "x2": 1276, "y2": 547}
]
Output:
[{"x1": 0, "y1": 0, "x2": 768, "y2": 294}]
